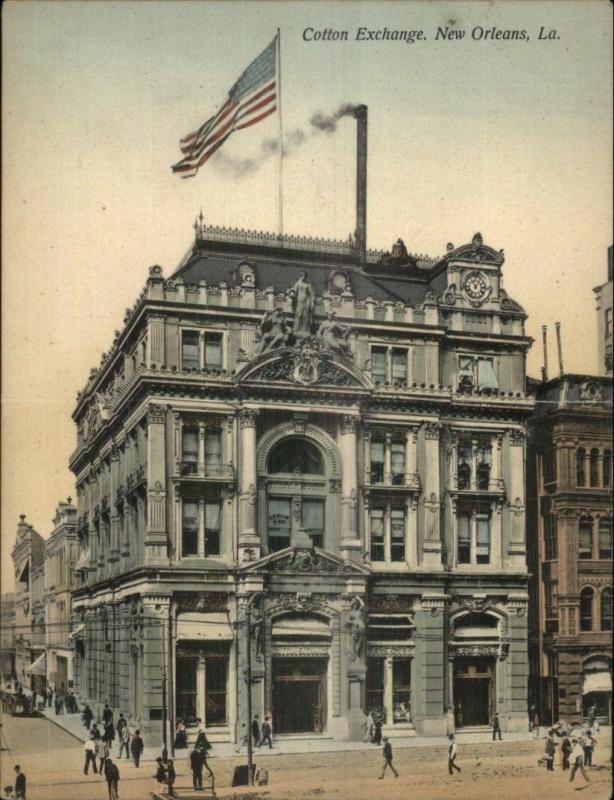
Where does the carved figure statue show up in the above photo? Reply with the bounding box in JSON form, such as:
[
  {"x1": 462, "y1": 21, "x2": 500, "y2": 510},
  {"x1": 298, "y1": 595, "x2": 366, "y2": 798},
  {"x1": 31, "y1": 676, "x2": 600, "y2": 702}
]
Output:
[
  {"x1": 290, "y1": 272, "x2": 315, "y2": 339},
  {"x1": 348, "y1": 597, "x2": 365, "y2": 660},
  {"x1": 255, "y1": 309, "x2": 288, "y2": 355},
  {"x1": 316, "y1": 312, "x2": 351, "y2": 357}
]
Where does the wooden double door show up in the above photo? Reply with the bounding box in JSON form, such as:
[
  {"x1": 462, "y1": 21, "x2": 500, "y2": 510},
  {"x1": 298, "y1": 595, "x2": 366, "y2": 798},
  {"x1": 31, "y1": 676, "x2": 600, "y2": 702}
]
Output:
[
  {"x1": 453, "y1": 658, "x2": 495, "y2": 727},
  {"x1": 272, "y1": 657, "x2": 327, "y2": 734}
]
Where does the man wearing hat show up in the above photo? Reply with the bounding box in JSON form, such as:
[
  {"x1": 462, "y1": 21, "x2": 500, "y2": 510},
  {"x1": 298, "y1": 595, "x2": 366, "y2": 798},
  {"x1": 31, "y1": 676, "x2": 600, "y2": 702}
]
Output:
[{"x1": 378, "y1": 737, "x2": 399, "y2": 779}]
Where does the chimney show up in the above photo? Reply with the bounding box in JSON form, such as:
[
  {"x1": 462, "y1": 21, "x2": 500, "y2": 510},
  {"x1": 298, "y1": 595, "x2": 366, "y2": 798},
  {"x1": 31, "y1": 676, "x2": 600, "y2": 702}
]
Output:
[
  {"x1": 353, "y1": 105, "x2": 368, "y2": 263},
  {"x1": 555, "y1": 321, "x2": 564, "y2": 376},
  {"x1": 541, "y1": 325, "x2": 549, "y2": 381}
]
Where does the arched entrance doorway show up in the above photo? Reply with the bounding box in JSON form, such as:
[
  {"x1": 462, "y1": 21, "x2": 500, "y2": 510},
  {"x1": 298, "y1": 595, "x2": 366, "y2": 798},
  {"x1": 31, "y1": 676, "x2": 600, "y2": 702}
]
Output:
[{"x1": 451, "y1": 611, "x2": 501, "y2": 728}]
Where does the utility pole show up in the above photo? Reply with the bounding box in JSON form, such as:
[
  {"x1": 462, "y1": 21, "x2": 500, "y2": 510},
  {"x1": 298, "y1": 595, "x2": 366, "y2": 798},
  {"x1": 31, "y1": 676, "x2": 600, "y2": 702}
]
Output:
[
  {"x1": 244, "y1": 592, "x2": 261, "y2": 786},
  {"x1": 161, "y1": 618, "x2": 168, "y2": 762}
]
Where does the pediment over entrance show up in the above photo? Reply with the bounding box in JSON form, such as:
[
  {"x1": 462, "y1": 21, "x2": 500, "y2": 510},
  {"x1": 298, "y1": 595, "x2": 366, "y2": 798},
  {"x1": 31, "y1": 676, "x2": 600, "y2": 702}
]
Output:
[
  {"x1": 235, "y1": 340, "x2": 371, "y2": 391},
  {"x1": 239, "y1": 546, "x2": 370, "y2": 576}
]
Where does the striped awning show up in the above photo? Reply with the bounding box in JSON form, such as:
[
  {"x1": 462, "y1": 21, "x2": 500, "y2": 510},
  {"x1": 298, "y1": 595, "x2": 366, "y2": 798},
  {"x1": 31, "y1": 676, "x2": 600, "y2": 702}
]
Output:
[
  {"x1": 583, "y1": 671, "x2": 612, "y2": 695},
  {"x1": 25, "y1": 652, "x2": 46, "y2": 675}
]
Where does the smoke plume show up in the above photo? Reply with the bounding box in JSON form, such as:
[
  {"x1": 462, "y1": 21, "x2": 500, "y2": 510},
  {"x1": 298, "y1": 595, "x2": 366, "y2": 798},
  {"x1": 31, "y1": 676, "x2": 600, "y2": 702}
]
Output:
[{"x1": 212, "y1": 103, "x2": 359, "y2": 178}]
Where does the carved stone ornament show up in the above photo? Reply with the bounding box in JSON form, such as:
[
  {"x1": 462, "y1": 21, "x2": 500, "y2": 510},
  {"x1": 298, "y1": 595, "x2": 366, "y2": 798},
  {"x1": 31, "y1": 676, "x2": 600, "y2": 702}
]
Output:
[
  {"x1": 274, "y1": 592, "x2": 331, "y2": 613},
  {"x1": 147, "y1": 404, "x2": 167, "y2": 424},
  {"x1": 129, "y1": 599, "x2": 144, "y2": 639},
  {"x1": 579, "y1": 381, "x2": 603, "y2": 403},
  {"x1": 452, "y1": 595, "x2": 497, "y2": 613},
  {"x1": 239, "y1": 409, "x2": 258, "y2": 428},
  {"x1": 451, "y1": 644, "x2": 499, "y2": 658},
  {"x1": 369, "y1": 596, "x2": 415, "y2": 613},
  {"x1": 176, "y1": 593, "x2": 229, "y2": 614},
  {"x1": 367, "y1": 645, "x2": 414, "y2": 658},
  {"x1": 270, "y1": 548, "x2": 356, "y2": 574},
  {"x1": 423, "y1": 422, "x2": 440, "y2": 440}
]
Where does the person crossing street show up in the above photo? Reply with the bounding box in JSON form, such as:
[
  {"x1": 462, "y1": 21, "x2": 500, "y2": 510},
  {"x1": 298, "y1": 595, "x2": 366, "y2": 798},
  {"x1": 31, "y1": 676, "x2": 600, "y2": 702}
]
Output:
[{"x1": 378, "y1": 737, "x2": 399, "y2": 779}]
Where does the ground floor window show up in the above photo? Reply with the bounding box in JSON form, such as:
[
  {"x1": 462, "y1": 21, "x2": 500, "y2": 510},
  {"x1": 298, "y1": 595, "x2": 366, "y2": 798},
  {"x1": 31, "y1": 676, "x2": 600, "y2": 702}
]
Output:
[
  {"x1": 392, "y1": 658, "x2": 411, "y2": 723},
  {"x1": 366, "y1": 655, "x2": 412, "y2": 725},
  {"x1": 366, "y1": 657, "x2": 385, "y2": 716},
  {"x1": 175, "y1": 643, "x2": 229, "y2": 727}
]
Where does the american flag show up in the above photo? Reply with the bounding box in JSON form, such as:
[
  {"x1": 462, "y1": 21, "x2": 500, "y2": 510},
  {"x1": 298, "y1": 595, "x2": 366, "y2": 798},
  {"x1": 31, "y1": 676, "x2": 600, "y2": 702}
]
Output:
[{"x1": 172, "y1": 37, "x2": 277, "y2": 178}]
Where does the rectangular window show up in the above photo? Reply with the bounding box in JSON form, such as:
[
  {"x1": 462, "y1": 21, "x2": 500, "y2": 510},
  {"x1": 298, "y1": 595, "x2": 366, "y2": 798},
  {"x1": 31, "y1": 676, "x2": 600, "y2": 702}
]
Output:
[
  {"x1": 204, "y1": 429, "x2": 222, "y2": 475},
  {"x1": 390, "y1": 509, "x2": 406, "y2": 562},
  {"x1": 544, "y1": 516, "x2": 558, "y2": 561},
  {"x1": 205, "y1": 502, "x2": 221, "y2": 556},
  {"x1": 457, "y1": 442, "x2": 472, "y2": 489},
  {"x1": 182, "y1": 427, "x2": 199, "y2": 474},
  {"x1": 391, "y1": 349, "x2": 408, "y2": 384},
  {"x1": 370, "y1": 509, "x2": 385, "y2": 562},
  {"x1": 475, "y1": 514, "x2": 490, "y2": 564},
  {"x1": 176, "y1": 656, "x2": 198, "y2": 722},
  {"x1": 599, "y1": 520, "x2": 612, "y2": 560},
  {"x1": 392, "y1": 658, "x2": 411, "y2": 724},
  {"x1": 302, "y1": 499, "x2": 324, "y2": 548},
  {"x1": 268, "y1": 498, "x2": 291, "y2": 552},
  {"x1": 544, "y1": 581, "x2": 558, "y2": 634},
  {"x1": 366, "y1": 657, "x2": 385, "y2": 716},
  {"x1": 390, "y1": 442, "x2": 406, "y2": 485},
  {"x1": 458, "y1": 355, "x2": 498, "y2": 393},
  {"x1": 605, "y1": 307, "x2": 613, "y2": 338},
  {"x1": 182, "y1": 330, "x2": 200, "y2": 370},
  {"x1": 477, "y1": 444, "x2": 492, "y2": 489},
  {"x1": 205, "y1": 654, "x2": 228, "y2": 726},
  {"x1": 371, "y1": 348, "x2": 387, "y2": 384},
  {"x1": 457, "y1": 513, "x2": 471, "y2": 564},
  {"x1": 182, "y1": 501, "x2": 199, "y2": 556},
  {"x1": 370, "y1": 440, "x2": 385, "y2": 483},
  {"x1": 204, "y1": 332, "x2": 223, "y2": 369},
  {"x1": 579, "y1": 521, "x2": 593, "y2": 560},
  {"x1": 477, "y1": 358, "x2": 498, "y2": 391}
]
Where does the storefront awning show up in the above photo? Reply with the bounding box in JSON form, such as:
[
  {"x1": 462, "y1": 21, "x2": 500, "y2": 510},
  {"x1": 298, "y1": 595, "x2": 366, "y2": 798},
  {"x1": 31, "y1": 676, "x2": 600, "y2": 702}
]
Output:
[
  {"x1": 25, "y1": 652, "x2": 46, "y2": 675},
  {"x1": 68, "y1": 624, "x2": 86, "y2": 640},
  {"x1": 272, "y1": 618, "x2": 331, "y2": 637},
  {"x1": 176, "y1": 612, "x2": 233, "y2": 641},
  {"x1": 583, "y1": 671, "x2": 612, "y2": 695}
]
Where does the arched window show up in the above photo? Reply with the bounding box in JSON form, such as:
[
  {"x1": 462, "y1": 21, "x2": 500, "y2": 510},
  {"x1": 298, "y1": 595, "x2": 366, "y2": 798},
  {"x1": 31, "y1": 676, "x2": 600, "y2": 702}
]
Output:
[
  {"x1": 576, "y1": 448, "x2": 586, "y2": 487},
  {"x1": 590, "y1": 449, "x2": 599, "y2": 487},
  {"x1": 599, "y1": 518, "x2": 612, "y2": 560},
  {"x1": 268, "y1": 439, "x2": 324, "y2": 474},
  {"x1": 601, "y1": 587, "x2": 613, "y2": 632},
  {"x1": 603, "y1": 450, "x2": 612, "y2": 488},
  {"x1": 580, "y1": 587, "x2": 594, "y2": 632},
  {"x1": 579, "y1": 516, "x2": 594, "y2": 560}
]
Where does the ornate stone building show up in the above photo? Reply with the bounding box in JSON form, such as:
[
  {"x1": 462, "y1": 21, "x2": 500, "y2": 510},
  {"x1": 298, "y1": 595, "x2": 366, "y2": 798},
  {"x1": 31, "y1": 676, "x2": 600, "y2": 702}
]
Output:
[
  {"x1": 593, "y1": 245, "x2": 612, "y2": 376},
  {"x1": 527, "y1": 374, "x2": 613, "y2": 727},
  {"x1": 70, "y1": 225, "x2": 533, "y2": 744},
  {"x1": 45, "y1": 499, "x2": 78, "y2": 694}
]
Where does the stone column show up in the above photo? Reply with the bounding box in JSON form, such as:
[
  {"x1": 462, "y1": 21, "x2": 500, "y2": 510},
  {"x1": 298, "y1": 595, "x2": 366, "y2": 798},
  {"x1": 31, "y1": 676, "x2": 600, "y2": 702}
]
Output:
[
  {"x1": 340, "y1": 415, "x2": 361, "y2": 561},
  {"x1": 421, "y1": 423, "x2": 442, "y2": 567},
  {"x1": 197, "y1": 655, "x2": 207, "y2": 723},
  {"x1": 470, "y1": 439, "x2": 478, "y2": 490},
  {"x1": 384, "y1": 653, "x2": 394, "y2": 724},
  {"x1": 506, "y1": 429, "x2": 526, "y2": 568},
  {"x1": 109, "y1": 446, "x2": 121, "y2": 570},
  {"x1": 406, "y1": 496, "x2": 418, "y2": 566},
  {"x1": 384, "y1": 432, "x2": 392, "y2": 484},
  {"x1": 238, "y1": 409, "x2": 260, "y2": 562},
  {"x1": 198, "y1": 421, "x2": 206, "y2": 476},
  {"x1": 406, "y1": 427, "x2": 418, "y2": 486},
  {"x1": 491, "y1": 434, "x2": 503, "y2": 490},
  {"x1": 145, "y1": 404, "x2": 168, "y2": 563}
]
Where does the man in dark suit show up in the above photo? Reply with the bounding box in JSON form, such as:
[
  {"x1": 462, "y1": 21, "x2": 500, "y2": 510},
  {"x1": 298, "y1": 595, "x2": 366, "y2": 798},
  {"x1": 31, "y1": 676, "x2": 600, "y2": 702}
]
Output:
[
  {"x1": 13, "y1": 766, "x2": 25, "y2": 800},
  {"x1": 378, "y1": 738, "x2": 399, "y2": 779},
  {"x1": 190, "y1": 746, "x2": 204, "y2": 790}
]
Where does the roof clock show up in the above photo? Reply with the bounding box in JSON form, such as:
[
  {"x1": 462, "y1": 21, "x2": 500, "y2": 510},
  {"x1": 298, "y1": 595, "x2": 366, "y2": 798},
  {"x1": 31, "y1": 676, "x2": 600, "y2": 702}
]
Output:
[{"x1": 462, "y1": 270, "x2": 491, "y2": 306}]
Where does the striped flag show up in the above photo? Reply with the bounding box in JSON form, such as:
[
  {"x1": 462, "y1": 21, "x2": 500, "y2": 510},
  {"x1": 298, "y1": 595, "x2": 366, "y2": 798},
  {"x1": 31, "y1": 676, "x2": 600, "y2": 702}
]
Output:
[{"x1": 172, "y1": 37, "x2": 277, "y2": 178}]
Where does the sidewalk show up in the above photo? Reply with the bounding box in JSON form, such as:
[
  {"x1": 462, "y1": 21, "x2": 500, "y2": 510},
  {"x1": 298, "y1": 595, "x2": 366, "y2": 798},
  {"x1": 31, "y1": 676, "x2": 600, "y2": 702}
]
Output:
[{"x1": 38, "y1": 705, "x2": 541, "y2": 761}]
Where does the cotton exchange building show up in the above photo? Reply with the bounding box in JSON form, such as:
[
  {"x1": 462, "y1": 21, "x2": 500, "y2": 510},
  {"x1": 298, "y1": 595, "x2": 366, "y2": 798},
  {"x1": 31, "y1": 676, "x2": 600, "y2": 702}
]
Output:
[{"x1": 69, "y1": 226, "x2": 534, "y2": 744}]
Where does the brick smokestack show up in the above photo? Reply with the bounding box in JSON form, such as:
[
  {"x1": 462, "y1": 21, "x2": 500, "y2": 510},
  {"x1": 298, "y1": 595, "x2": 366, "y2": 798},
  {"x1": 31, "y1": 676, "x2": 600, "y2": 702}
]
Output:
[{"x1": 353, "y1": 105, "x2": 368, "y2": 263}]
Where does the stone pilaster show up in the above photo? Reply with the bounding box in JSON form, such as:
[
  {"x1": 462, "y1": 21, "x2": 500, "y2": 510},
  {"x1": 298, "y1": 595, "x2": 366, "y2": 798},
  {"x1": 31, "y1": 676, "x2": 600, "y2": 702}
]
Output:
[
  {"x1": 339, "y1": 415, "x2": 361, "y2": 561},
  {"x1": 145, "y1": 404, "x2": 168, "y2": 563},
  {"x1": 421, "y1": 422, "x2": 442, "y2": 567},
  {"x1": 238, "y1": 409, "x2": 260, "y2": 562}
]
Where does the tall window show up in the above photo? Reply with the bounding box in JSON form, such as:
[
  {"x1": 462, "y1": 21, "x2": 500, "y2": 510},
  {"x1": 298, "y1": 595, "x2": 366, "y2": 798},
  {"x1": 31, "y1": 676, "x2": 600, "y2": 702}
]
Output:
[
  {"x1": 371, "y1": 348, "x2": 387, "y2": 384},
  {"x1": 182, "y1": 428, "x2": 199, "y2": 474},
  {"x1": 544, "y1": 581, "x2": 558, "y2": 634},
  {"x1": 182, "y1": 330, "x2": 200, "y2": 370},
  {"x1": 579, "y1": 516, "x2": 593, "y2": 559},
  {"x1": 476, "y1": 444, "x2": 492, "y2": 490},
  {"x1": 392, "y1": 659, "x2": 412, "y2": 724},
  {"x1": 458, "y1": 443, "x2": 471, "y2": 490},
  {"x1": 601, "y1": 587, "x2": 613, "y2": 632},
  {"x1": 580, "y1": 587, "x2": 594, "y2": 632},
  {"x1": 204, "y1": 332, "x2": 223, "y2": 369},
  {"x1": 599, "y1": 518, "x2": 612, "y2": 560},
  {"x1": 390, "y1": 509, "x2": 406, "y2": 562},
  {"x1": 182, "y1": 501, "x2": 199, "y2": 556},
  {"x1": 302, "y1": 500, "x2": 324, "y2": 548},
  {"x1": 590, "y1": 449, "x2": 599, "y2": 487},
  {"x1": 391, "y1": 442, "x2": 406, "y2": 485},
  {"x1": 204, "y1": 429, "x2": 222, "y2": 475},
  {"x1": 205, "y1": 652, "x2": 228, "y2": 725},
  {"x1": 268, "y1": 498, "x2": 291, "y2": 552},
  {"x1": 603, "y1": 450, "x2": 612, "y2": 488},
  {"x1": 370, "y1": 441, "x2": 385, "y2": 483},
  {"x1": 204, "y1": 502, "x2": 221, "y2": 556},
  {"x1": 544, "y1": 515, "x2": 558, "y2": 561},
  {"x1": 576, "y1": 448, "x2": 586, "y2": 487},
  {"x1": 370, "y1": 509, "x2": 385, "y2": 562},
  {"x1": 268, "y1": 439, "x2": 324, "y2": 474},
  {"x1": 370, "y1": 438, "x2": 406, "y2": 485},
  {"x1": 544, "y1": 449, "x2": 557, "y2": 484},
  {"x1": 371, "y1": 346, "x2": 410, "y2": 385},
  {"x1": 456, "y1": 438, "x2": 492, "y2": 490},
  {"x1": 366, "y1": 658, "x2": 385, "y2": 715},
  {"x1": 605, "y1": 307, "x2": 613, "y2": 338},
  {"x1": 457, "y1": 509, "x2": 491, "y2": 565},
  {"x1": 370, "y1": 505, "x2": 406, "y2": 563},
  {"x1": 391, "y1": 349, "x2": 408, "y2": 384},
  {"x1": 458, "y1": 355, "x2": 498, "y2": 393}
]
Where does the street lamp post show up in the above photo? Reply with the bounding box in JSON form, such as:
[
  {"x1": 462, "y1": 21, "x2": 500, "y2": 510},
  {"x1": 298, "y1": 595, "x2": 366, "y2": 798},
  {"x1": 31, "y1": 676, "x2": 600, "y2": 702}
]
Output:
[
  {"x1": 244, "y1": 592, "x2": 261, "y2": 786},
  {"x1": 161, "y1": 618, "x2": 168, "y2": 763}
]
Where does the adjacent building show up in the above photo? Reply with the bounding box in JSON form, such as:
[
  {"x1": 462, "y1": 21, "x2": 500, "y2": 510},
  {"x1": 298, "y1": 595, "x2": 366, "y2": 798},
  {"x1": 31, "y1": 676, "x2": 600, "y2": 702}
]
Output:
[
  {"x1": 527, "y1": 374, "x2": 613, "y2": 727},
  {"x1": 69, "y1": 223, "x2": 533, "y2": 745},
  {"x1": 11, "y1": 515, "x2": 46, "y2": 693},
  {"x1": 593, "y1": 246, "x2": 613, "y2": 377},
  {"x1": 45, "y1": 498, "x2": 79, "y2": 694},
  {"x1": 0, "y1": 594, "x2": 16, "y2": 681}
]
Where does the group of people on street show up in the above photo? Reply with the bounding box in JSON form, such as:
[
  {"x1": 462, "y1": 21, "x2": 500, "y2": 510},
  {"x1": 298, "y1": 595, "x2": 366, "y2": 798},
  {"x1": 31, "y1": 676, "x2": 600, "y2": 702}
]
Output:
[
  {"x1": 1, "y1": 766, "x2": 26, "y2": 800},
  {"x1": 542, "y1": 721, "x2": 598, "y2": 783},
  {"x1": 363, "y1": 710, "x2": 384, "y2": 745},
  {"x1": 236, "y1": 714, "x2": 274, "y2": 752}
]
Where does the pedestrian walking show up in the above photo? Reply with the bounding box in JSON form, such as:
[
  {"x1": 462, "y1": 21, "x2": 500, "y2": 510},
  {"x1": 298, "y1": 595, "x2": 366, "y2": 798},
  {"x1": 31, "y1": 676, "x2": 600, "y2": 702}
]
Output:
[
  {"x1": 130, "y1": 729, "x2": 144, "y2": 768},
  {"x1": 448, "y1": 733, "x2": 461, "y2": 775},
  {"x1": 116, "y1": 713, "x2": 127, "y2": 736},
  {"x1": 195, "y1": 720, "x2": 210, "y2": 752},
  {"x1": 446, "y1": 705, "x2": 455, "y2": 738},
  {"x1": 118, "y1": 725, "x2": 130, "y2": 759},
  {"x1": 83, "y1": 738, "x2": 98, "y2": 775},
  {"x1": 54, "y1": 696, "x2": 63, "y2": 715},
  {"x1": 235, "y1": 723, "x2": 249, "y2": 753},
  {"x1": 261, "y1": 715, "x2": 273, "y2": 749},
  {"x1": 46, "y1": 687, "x2": 52, "y2": 708},
  {"x1": 154, "y1": 758, "x2": 166, "y2": 791},
  {"x1": 378, "y1": 737, "x2": 399, "y2": 779},
  {"x1": 166, "y1": 759, "x2": 177, "y2": 798},
  {"x1": 98, "y1": 738, "x2": 110, "y2": 774},
  {"x1": 561, "y1": 736, "x2": 572, "y2": 770},
  {"x1": 363, "y1": 711, "x2": 374, "y2": 743},
  {"x1": 91, "y1": 724, "x2": 101, "y2": 741},
  {"x1": 372, "y1": 713, "x2": 383, "y2": 746},
  {"x1": 174, "y1": 720, "x2": 187, "y2": 749},
  {"x1": 104, "y1": 758, "x2": 120, "y2": 800},
  {"x1": 102, "y1": 703, "x2": 113, "y2": 726},
  {"x1": 82, "y1": 704, "x2": 93, "y2": 730},
  {"x1": 491, "y1": 712, "x2": 502, "y2": 741},
  {"x1": 544, "y1": 730, "x2": 557, "y2": 771},
  {"x1": 13, "y1": 767, "x2": 25, "y2": 800},
  {"x1": 251, "y1": 714, "x2": 261, "y2": 747},
  {"x1": 190, "y1": 747, "x2": 204, "y2": 790},
  {"x1": 103, "y1": 721, "x2": 115, "y2": 744},
  {"x1": 582, "y1": 729, "x2": 595, "y2": 767},
  {"x1": 587, "y1": 704, "x2": 596, "y2": 728},
  {"x1": 569, "y1": 739, "x2": 590, "y2": 783}
]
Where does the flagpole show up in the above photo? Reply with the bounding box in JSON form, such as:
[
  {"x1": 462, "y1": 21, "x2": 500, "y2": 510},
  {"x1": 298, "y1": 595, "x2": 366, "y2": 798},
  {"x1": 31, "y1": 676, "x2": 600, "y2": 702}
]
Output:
[{"x1": 277, "y1": 28, "x2": 284, "y2": 238}]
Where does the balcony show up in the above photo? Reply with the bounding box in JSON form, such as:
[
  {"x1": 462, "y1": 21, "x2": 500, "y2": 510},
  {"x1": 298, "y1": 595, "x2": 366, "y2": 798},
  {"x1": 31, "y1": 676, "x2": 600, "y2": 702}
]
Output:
[
  {"x1": 364, "y1": 469, "x2": 420, "y2": 493},
  {"x1": 175, "y1": 461, "x2": 235, "y2": 483}
]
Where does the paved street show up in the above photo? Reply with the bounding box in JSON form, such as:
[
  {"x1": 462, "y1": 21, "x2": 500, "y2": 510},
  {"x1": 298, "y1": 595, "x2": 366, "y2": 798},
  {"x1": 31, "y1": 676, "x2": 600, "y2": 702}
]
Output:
[{"x1": 0, "y1": 712, "x2": 611, "y2": 800}]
